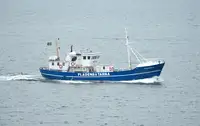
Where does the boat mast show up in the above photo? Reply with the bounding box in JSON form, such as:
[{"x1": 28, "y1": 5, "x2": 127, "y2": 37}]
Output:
[
  {"x1": 56, "y1": 38, "x2": 60, "y2": 58},
  {"x1": 124, "y1": 29, "x2": 147, "y2": 64},
  {"x1": 125, "y1": 28, "x2": 132, "y2": 69}
]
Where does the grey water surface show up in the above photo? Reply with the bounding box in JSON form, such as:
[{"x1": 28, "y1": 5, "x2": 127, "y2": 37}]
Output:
[{"x1": 0, "y1": 0, "x2": 200, "y2": 126}]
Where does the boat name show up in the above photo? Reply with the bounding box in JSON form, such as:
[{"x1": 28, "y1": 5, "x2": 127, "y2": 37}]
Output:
[{"x1": 78, "y1": 72, "x2": 110, "y2": 76}]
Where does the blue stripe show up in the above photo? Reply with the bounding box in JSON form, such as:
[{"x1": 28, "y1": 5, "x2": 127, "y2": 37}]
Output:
[{"x1": 41, "y1": 69, "x2": 161, "y2": 78}]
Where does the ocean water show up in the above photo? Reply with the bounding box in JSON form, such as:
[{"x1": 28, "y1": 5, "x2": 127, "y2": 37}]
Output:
[{"x1": 0, "y1": 0, "x2": 200, "y2": 126}]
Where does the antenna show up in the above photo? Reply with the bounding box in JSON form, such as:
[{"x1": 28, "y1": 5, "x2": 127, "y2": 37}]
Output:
[{"x1": 70, "y1": 45, "x2": 73, "y2": 52}]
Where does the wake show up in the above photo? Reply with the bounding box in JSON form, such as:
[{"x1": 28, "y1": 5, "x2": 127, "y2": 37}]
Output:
[
  {"x1": 0, "y1": 74, "x2": 42, "y2": 81},
  {"x1": 0, "y1": 74, "x2": 92, "y2": 84},
  {"x1": 0, "y1": 74, "x2": 163, "y2": 84},
  {"x1": 120, "y1": 76, "x2": 164, "y2": 84}
]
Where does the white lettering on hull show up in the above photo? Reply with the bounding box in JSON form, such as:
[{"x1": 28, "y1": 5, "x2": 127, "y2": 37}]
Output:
[{"x1": 78, "y1": 72, "x2": 110, "y2": 76}]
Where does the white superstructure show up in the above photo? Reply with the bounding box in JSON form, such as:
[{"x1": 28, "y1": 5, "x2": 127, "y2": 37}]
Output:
[{"x1": 47, "y1": 43, "x2": 114, "y2": 72}]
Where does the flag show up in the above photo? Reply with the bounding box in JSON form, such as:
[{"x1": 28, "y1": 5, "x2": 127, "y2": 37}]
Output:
[{"x1": 47, "y1": 42, "x2": 52, "y2": 46}]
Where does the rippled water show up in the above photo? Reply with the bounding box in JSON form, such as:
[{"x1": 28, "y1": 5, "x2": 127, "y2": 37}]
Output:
[{"x1": 0, "y1": 0, "x2": 200, "y2": 126}]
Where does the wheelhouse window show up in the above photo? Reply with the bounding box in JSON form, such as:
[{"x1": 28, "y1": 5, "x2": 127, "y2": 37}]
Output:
[
  {"x1": 52, "y1": 62, "x2": 54, "y2": 66},
  {"x1": 92, "y1": 56, "x2": 100, "y2": 59},
  {"x1": 57, "y1": 62, "x2": 59, "y2": 66},
  {"x1": 83, "y1": 56, "x2": 86, "y2": 60},
  {"x1": 63, "y1": 62, "x2": 65, "y2": 66},
  {"x1": 88, "y1": 56, "x2": 90, "y2": 60},
  {"x1": 103, "y1": 66, "x2": 105, "y2": 69}
]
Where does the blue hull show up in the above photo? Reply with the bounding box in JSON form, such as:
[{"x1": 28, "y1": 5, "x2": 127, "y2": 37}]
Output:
[{"x1": 39, "y1": 62, "x2": 165, "y2": 81}]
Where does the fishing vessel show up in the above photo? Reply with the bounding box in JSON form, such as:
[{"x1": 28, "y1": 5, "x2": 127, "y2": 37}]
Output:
[{"x1": 39, "y1": 29, "x2": 165, "y2": 82}]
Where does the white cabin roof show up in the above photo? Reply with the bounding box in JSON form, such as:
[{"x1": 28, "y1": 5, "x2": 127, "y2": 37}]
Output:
[
  {"x1": 68, "y1": 51, "x2": 77, "y2": 56},
  {"x1": 81, "y1": 52, "x2": 101, "y2": 56},
  {"x1": 49, "y1": 56, "x2": 59, "y2": 61}
]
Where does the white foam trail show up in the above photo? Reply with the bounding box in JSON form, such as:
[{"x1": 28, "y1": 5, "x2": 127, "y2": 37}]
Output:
[
  {"x1": 57, "y1": 77, "x2": 163, "y2": 84},
  {"x1": 0, "y1": 74, "x2": 41, "y2": 81},
  {"x1": 56, "y1": 80, "x2": 92, "y2": 84},
  {"x1": 120, "y1": 76, "x2": 164, "y2": 84}
]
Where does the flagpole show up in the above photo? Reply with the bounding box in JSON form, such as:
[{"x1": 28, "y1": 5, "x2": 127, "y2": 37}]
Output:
[{"x1": 56, "y1": 38, "x2": 60, "y2": 59}]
